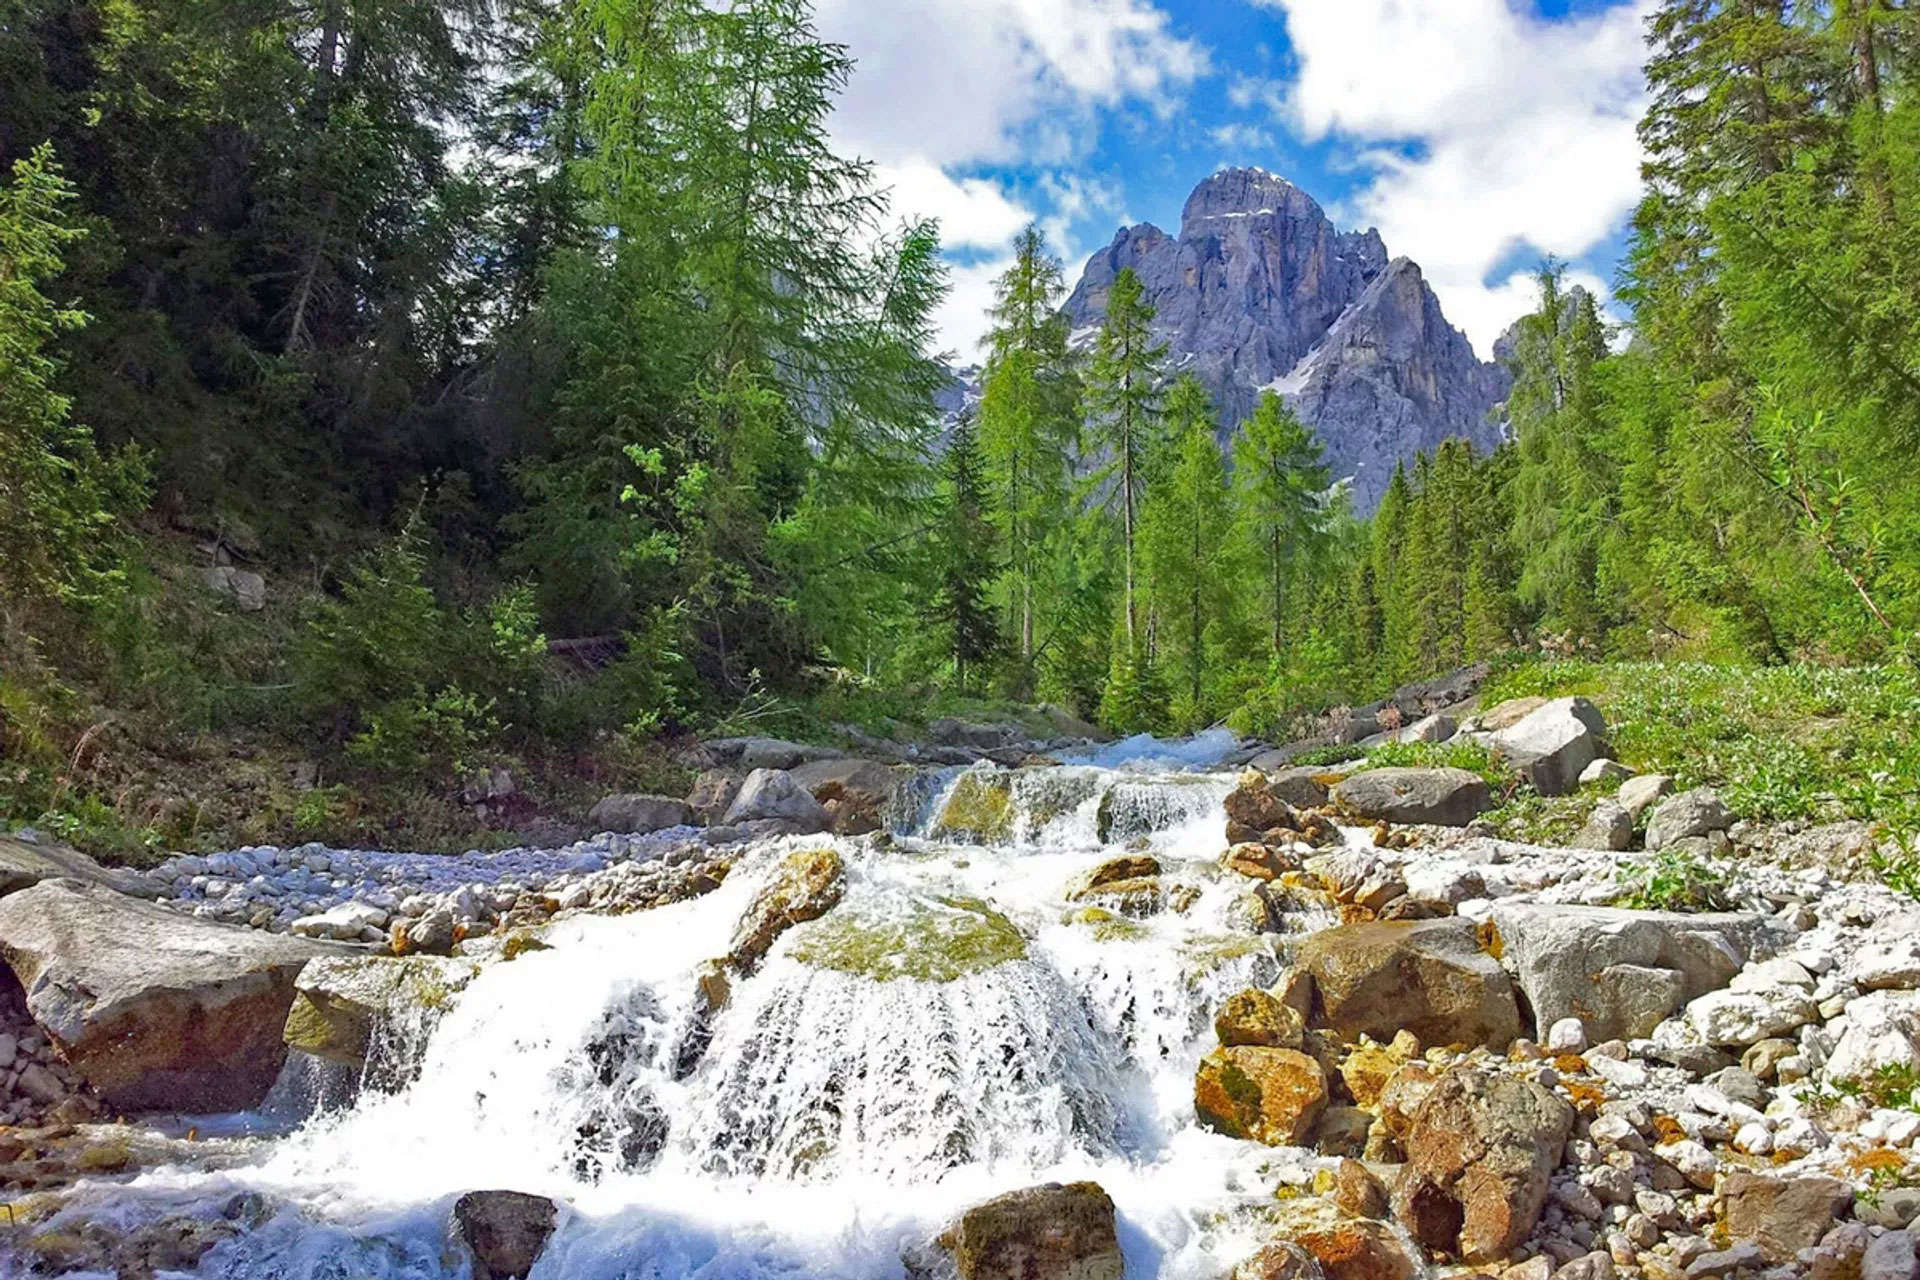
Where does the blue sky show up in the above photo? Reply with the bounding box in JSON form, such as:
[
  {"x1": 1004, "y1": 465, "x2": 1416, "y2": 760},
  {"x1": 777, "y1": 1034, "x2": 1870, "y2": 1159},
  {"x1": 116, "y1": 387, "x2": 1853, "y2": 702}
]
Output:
[{"x1": 815, "y1": 0, "x2": 1653, "y2": 361}]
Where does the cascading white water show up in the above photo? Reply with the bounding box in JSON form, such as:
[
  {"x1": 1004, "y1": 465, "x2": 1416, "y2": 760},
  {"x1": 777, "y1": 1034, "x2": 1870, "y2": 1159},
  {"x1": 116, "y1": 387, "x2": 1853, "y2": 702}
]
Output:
[{"x1": 21, "y1": 736, "x2": 1333, "y2": 1280}]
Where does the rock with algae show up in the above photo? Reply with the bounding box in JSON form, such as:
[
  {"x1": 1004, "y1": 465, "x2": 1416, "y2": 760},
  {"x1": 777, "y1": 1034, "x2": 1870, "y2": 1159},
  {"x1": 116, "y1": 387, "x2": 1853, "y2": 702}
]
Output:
[{"x1": 791, "y1": 896, "x2": 1026, "y2": 983}]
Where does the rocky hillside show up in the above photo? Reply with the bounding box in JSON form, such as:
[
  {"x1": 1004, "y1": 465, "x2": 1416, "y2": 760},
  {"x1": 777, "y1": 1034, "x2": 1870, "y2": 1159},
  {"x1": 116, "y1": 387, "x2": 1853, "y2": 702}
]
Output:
[{"x1": 1064, "y1": 168, "x2": 1511, "y2": 511}]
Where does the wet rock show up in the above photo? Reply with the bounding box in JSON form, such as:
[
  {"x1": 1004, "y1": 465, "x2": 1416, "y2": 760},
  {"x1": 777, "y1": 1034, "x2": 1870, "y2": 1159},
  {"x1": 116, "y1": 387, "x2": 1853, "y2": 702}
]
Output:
[
  {"x1": 789, "y1": 758, "x2": 901, "y2": 836},
  {"x1": 1294, "y1": 919, "x2": 1521, "y2": 1049},
  {"x1": 283, "y1": 953, "x2": 479, "y2": 1071},
  {"x1": 724, "y1": 847, "x2": 845, "y2": 976},
  {"x1": 0, "y1": 878, "x2": 351, "y2": 1111},
  {"x1": 1217, "y1": 987, "x2": 1305, "y2": 1049},
  {"x1": 929, "y1": 768, "x2": 1016, "y2": 843},
  {"x1": 393, "y1": 906, "x2": 456, "y2": 957},
  {"x1": 1718, "y1": 1171, "x2": 1852, "y2": 1264},
  {"x1": 452, "y1": 1190, "x2": 559, "y2": 1280},
  {"x1": 1646, "y1": 789, "x2": 1732, "y2": 852},
  {"x1": 1332, "y1": 768, "x2": 1491, "y2": 827},
  {"x1": 1491, "y1": 697, "x2": 1605, "y2": 797},
  {"x1": 934, "y1": 1181, "x2": 1124, "y2": 1280},
  {"x1": 721, "y1": 770, "x2": 832, "y2": 833},
  {"x1": 1226, "y1": 771, "x2": 1324, "y2": 844},
  {"x1": 1392, "y1": 1065, "x2": 1574, "y2": 1265},
  {"x1": 586, "y1": 794, "x2": 693, "y2": 835},
  {"x1": 1485, "y1": 903, "x2": 1786, "y2": 1043},
  {"x1": 1195, "y1": 1045, "x2": 1329, "y2": 1146},
  {"x1": 1066, "y1": 855, "x2": 1161, "y2": 902}
]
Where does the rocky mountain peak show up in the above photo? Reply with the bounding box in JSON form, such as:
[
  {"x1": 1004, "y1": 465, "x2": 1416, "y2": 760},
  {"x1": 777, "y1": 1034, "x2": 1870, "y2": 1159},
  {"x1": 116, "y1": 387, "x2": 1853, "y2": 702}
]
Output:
[{"x1": 1063, "y1": 169, "x2": 1511, "y2": 510}]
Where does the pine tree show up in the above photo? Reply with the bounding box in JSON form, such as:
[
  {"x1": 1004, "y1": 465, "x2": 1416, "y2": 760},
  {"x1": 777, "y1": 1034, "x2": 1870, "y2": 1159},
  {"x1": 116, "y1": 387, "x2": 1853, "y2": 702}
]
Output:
[
  {"x1": 1140, "y1": 380, "x2": 1233, "y2": 722},
  {"x1": 934, "y1": 412, "x2": 1001, "y2": 691},
  {"x1": 1233, "y1": 391, "x2": 1330, "y2": 662},
  {"x1": 1085, "y1": 267, "x2": 1169, "y2": 644},
  {"x1": 978, "y1": 225, "x2": 1079, "y2": 667}
]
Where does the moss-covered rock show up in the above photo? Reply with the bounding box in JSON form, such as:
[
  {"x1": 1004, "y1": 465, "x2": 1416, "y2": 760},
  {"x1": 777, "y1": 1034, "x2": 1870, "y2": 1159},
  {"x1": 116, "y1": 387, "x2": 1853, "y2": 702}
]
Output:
[
  {"x1": 1215, "y1": 988, "x2": 1304, "y2": 1049},
  {"x1": 283, "y1": 954, "x2": 481, "y2": 1067},
  {"x1": 727, "y1": 846, "x2": 845, "y2": 973},
  {"x1": 790, "y1": 895, "x2": 1025, "y2": 982},
  {"x1": 930, "y1": 769, "x2": 1016, "y2": 843},
  {"x1": 936, "y1": 1181, "x2": 1123, "y2": 1280}
]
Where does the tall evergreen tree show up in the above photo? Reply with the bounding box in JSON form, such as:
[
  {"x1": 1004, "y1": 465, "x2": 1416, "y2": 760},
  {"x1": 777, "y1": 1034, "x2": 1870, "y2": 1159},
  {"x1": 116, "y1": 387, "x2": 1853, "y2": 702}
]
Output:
[
  {"x1": 1233, "y1": 391, "x2": 1330, "y2": 661},
  {"x1": 933, "y1": 411, "x2": 1000, "y2": 691},
  {"x1": 1141, "y1": 378, "x2": 1232, "y2": 722},
  {"x1": 1085, "y1": 267, "x2": 1169, "y2": 644}
]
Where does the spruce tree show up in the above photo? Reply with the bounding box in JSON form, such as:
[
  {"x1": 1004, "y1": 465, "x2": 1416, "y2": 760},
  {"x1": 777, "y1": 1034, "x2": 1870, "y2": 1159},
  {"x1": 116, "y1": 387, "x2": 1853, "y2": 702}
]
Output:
[
  {"x1": 934, "y1": 412, "x2": 1001, "y2": 692},
  {"x1": 1233, "y1": 391, "x2": 1330, "y2": 661},
  {"x1": 1085, "y1": 267, "x2": 1169, "y2": 644},
  {"x1": 1140, "y1": 382, "x2": 1233, "y2": 723}
]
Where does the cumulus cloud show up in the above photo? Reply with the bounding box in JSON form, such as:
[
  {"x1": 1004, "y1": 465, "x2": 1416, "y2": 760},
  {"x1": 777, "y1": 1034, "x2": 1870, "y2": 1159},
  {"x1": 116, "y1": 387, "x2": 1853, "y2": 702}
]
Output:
[
  {"x1": 817, "y1": 0, "x2": 1204, "y2": 357},
  {"x1": 1250, "y1": 0, "x2": 1652, "y2": 353}
]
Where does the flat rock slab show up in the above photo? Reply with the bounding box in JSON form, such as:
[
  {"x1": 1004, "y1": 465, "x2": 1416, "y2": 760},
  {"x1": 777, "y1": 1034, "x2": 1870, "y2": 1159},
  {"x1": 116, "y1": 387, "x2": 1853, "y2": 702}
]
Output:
[
  {"x1": 0, "y1": 878, "x2": 353, "y2": 1111},
  {"x1": 1332, "y1": 768, "x2": 1491, "y2": 827},
  {"x1": 0, "y1": 837, "x2": 156, "y2": 899}
]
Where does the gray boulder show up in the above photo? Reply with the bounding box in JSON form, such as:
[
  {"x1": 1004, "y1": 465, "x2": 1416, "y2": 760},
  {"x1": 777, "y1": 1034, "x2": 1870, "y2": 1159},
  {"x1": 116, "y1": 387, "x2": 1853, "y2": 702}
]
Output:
[
  {"x1": 788, "y1": 757, "x2": 902, "y2": 835},
  {"x1": 0, "y1": 878, "x2": 352, "y2": 1110},
  {"x1": 1333, "y1": 767, "x2": 1491, "y2": 826},
  {"x1": 1491, "y1": 697, "x2": 1605, "y2": 797},
  {"x1": 721, "y1": 769, "x2": 831, "y2": 833},
  {"x1": 1647, "y1": 788, "x2": 1733, "y2": 851},
  {"x1": 203, "y1": 564, "x2": 266, "y2": 611},
  {"x1": 1579, "y1": 758, "x2": 1635, "y2": 787},
  {"x1": 0, "y1": 836, "x2": 157, "y2": 899},
  {"x1": 1293, "y1": 918, "x2": 1522, "y2": 1049},
  {"x1": 1398, "y1": 713, "x2": 1458, "y2": 744},
  {"x1": 738, "y1": 738, "x2": 842, "y2": 772},
  {"x1": 586, "y1": 793, "x2": 693, "y2": 835},
  {"x1": 283, "y1": 953, "x2": 480, "y2": 1073},
  {"x1": 1486, "y1": 903, "x2": 1792, "y2": 1042},
  {"x1": 1574, "y1": 800, "x2": 1634, "y2": 852}
]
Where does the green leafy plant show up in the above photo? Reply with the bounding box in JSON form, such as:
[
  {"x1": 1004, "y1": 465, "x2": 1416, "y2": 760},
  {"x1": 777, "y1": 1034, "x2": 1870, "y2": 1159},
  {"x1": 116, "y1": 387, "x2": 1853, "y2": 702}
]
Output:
[{"x1": 1615, "y1": 849, "x2": 1734, "y2": 912}]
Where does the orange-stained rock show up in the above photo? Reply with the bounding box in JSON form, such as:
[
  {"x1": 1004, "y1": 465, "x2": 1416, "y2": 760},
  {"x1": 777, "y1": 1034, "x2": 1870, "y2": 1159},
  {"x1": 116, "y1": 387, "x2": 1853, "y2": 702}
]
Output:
[{"x1": 1195, "y1": 1046, "x2": 1328, "y2": 1147}]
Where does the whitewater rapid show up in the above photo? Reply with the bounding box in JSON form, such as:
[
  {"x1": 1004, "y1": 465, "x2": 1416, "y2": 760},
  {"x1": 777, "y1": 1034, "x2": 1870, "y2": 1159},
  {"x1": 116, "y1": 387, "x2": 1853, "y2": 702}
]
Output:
[{"x1": 24, "y1": 731, "x2": 1344, "y2": 1279}]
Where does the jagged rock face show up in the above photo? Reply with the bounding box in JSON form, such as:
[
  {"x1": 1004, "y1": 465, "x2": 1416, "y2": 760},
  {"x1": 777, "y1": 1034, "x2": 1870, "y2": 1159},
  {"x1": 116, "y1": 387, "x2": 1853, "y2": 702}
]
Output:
[{"x1": 1062, "y1": 168, "x2": 1510, "y2": 511}]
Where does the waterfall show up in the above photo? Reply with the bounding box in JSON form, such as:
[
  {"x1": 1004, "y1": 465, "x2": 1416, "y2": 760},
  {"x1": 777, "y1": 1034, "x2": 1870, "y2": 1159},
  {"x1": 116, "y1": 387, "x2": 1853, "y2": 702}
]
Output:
[{"x1": 9, "y1": 737, "x2": 1330, "y2": 1280}]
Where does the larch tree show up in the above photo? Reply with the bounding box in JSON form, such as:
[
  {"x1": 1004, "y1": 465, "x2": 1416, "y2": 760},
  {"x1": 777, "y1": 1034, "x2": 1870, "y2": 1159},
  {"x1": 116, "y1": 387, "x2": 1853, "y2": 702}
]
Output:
[
  {"x1": 1232, "y1": 391, "x2": 1329, "y2": 662},
  {"x1": 1085, "y1": 267, "x2": 1169, "y2": 644}
]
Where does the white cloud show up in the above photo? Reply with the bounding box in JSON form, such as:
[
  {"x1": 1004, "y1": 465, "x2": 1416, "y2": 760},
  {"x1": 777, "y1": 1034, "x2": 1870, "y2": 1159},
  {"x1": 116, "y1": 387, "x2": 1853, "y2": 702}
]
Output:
[
  {"x1": 817, "y1": 0, "x2": 1207, "y2": 169},
  {"x1": 1208, "y1": 121, "x2": 1277, "y2": 154},
  {"x1": 873, "y1": 161, "x2": 1033, "y2": 252},
  {"x1": 817, "y1": 0, "x2": 1205, "y2": 357},
  {"x1": 1251, "y1": 0, "x2": 1651, "y2": 354}
]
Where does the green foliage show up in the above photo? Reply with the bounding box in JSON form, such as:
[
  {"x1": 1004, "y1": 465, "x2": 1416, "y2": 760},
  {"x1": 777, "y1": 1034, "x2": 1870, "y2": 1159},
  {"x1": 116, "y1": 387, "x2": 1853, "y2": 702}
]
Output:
[
  {"x1": 1359, "y1": 738, "x2": 1511, "y2": 789},
  {"x1": 1615, "y1": 849, "x2": 1734, "y2": 913}
]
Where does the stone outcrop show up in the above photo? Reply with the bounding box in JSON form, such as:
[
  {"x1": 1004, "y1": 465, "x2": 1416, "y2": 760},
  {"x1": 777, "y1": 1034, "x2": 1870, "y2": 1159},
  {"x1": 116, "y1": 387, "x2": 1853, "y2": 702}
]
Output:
[
  {"x1": 1392, "y1": 1066, "x2": 1574, "y2": 1265},
  {"x1": 1485, "y1": 903, "x2": 1790, "y2": 1043},
  {"x1": 1293, "y1": 919, "x2": 1521, "y2": 1049},
  {"x1": 282, "y1": 953, "x2": 480, "y2": 1071},
  {"x1": 0, "y1": 878, "x2": 351, "y2": 1111},
  {"x1": 932, "y1": 1181, "x2": 1124, "y2": 1280},
  {"x1": 1331, "y1": 768, "x2": 1491, "y2": 827},
  {"x1": 1063, "y1": 169, "x2": 1508, "y2": 511}
]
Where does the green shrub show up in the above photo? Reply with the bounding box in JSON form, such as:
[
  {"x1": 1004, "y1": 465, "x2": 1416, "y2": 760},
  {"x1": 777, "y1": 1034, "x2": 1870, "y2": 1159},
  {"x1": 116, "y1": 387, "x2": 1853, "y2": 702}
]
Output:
[{"x1": 1614, "y1": 849, "x2": 1734, "y2": 912}]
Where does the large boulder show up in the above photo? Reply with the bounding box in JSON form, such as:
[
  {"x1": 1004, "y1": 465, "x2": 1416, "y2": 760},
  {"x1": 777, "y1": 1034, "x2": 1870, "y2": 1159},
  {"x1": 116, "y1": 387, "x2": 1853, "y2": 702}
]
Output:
[
  {"x1": 0, "y1": 878, "x2": 351, "y2": 1110},
  {"x1": 1392, "y1": 1066, "x2": 1574, "y2": 1265},
  {"x1": 1490, "y1": 697, "x2": 1605, "y2": 797},
  {"x1": 1485, "y1": 903, "x2": 1791, "y2": 1043},
  {"x1": 933, "y1": 1181, "x2": 1124, "y2": 1280},
  {"x1": 283, "y1": 953, "x2": 480, "y2": 1072},
  {"x1": 585, "y1": 794, "x2": 693, "y2": 835},
  {"x1": 788, "y1": 758, "x2": 901, "y2": 836},
  {"x1": 0, "y1": 837, "x2": 156, "y2": 899},
  {"x1": 1293, "y1": 919, "x2": 1521, "y2": 1049},
  {"x1": 721, "y1": 769, "x2": 831, "y2": 833},
  {"x1": 1718, "y1": 1172, "x2": 1853, "y2": 1264},
  {"x1": 686, "y1": 770, "x2": 744, "y2": 826},
  {"x1": 929, "y1": 768, "x2": 1016, "y2": 844},
  {"x1": 1331, "y1": 769, "x2": 1491, "y2": 827},
  {"x1": 452, "y1": 1190, "x2": 559, "y2": 1280},
  {"x1": 726, "y1": 847, "x2": 846, "y2": 974},
  {"x1": 1646, "y1": 788, "x2": 1732, "y2": 852},
  {"x1": 1195, "y1": 1046, "x2": 1329, "y2": 1146}
]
